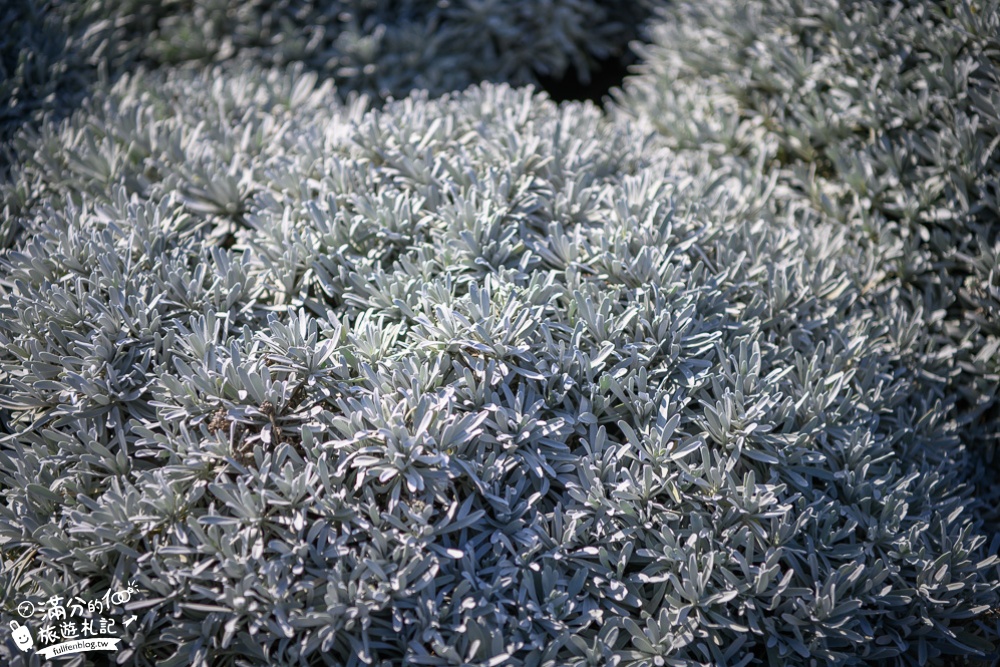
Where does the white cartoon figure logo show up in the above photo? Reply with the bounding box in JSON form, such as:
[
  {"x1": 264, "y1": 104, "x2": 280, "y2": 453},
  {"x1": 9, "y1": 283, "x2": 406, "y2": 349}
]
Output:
[{"x1": 9, "y1": 620, "x2": 33, "y2": 651}]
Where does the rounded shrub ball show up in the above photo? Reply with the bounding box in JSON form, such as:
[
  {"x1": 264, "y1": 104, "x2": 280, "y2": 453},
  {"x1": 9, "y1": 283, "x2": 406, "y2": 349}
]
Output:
[{"x1": 0, "y1": 64, "x2": 998, "y2": 665}]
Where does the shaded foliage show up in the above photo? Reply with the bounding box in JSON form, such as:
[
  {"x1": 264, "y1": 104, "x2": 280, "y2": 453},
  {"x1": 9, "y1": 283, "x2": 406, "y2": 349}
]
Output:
[{"x1": 0, "y1": 0, "x2": 652, "y2": 149}]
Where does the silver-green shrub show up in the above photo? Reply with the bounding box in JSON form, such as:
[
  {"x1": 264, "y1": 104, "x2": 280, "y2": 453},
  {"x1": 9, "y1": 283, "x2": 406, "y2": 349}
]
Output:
[
  {"x1": 615, "y1": 0, "x2": 1000, "y2": 494},
  {"x1": 1, "y1": 61, "x2": 998, "y2": 665},
  {"x1": 0, "y1": 0, "x2": 649, "y2": 149}
]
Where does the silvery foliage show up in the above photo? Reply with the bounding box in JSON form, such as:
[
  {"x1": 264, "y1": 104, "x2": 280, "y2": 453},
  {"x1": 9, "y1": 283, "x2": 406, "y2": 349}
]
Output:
[
  {"x1": 1, "y1": 60, "x2": 999, "y2": 666},
  {"x1": 0, "y1": 0, "x2": 650, "y2": 148},
  {"x1": 614, "y1": 0, "x2": 1000, "y2": 513}
]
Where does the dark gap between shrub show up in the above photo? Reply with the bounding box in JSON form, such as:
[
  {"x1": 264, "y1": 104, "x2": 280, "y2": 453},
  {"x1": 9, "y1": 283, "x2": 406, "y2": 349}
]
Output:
[{"x1": 537, "y1": 52, "x2": 636, "y2": 104}]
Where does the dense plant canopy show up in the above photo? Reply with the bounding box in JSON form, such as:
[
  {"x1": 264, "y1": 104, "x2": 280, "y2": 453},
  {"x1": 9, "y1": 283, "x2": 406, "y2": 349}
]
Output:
[
  {"x1": 1, "y1": 1, "x2": 999, "y2": 666},
  {"x1": 616, "y1": 0, "x2": 1000, "y2": 475}
]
